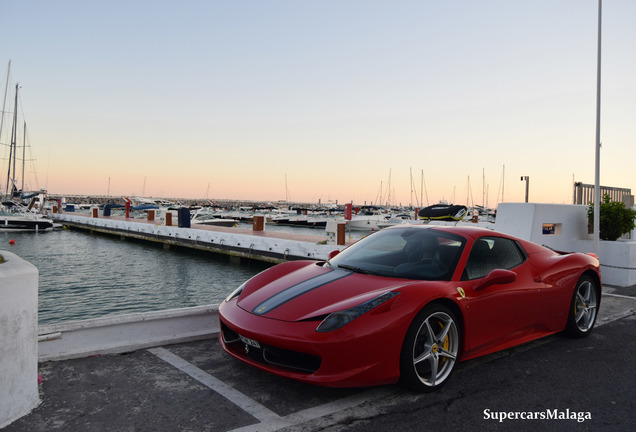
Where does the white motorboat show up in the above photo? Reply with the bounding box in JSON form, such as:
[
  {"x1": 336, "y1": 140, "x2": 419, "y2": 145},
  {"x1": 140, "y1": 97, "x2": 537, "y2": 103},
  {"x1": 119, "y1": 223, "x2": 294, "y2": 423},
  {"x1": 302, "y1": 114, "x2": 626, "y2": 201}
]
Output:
[
  {"x1": 1, "y1": 201, "x2": 58, "y2": 231},
  {"x1": 345, "y1": 209, "x2": 389, "y2": 231},
  {"x1": 190, "y1": 208, "x2": 238, "y2": 227},
  {"x1": 377, "y1": 213, "x2": 423, "y2": 229}
]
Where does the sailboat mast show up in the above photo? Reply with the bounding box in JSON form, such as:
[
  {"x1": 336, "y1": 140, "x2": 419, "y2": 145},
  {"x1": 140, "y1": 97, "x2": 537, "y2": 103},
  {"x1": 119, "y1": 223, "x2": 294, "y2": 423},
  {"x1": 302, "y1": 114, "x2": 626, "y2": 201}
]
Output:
[
  {"x1": 22, "y1": 121, "x2": 26, "y2": 192},
  {"x1": 386, "y1": 169, "x2": 391, "y2": 206},
  {"x1": 422, "y1": 170, "x2": 429, "y2": 207},
  {"x1": 420, "y1": 170, "x2": 423, "y2": 207},
  {"x1": 502, "y1": 164, "x2": 505, "y2": 203},
  {"x1": 0, "y1": 60, "x2": 10, "y2": 150},
  {"x1": 482, "y1": 168, "x2": 485, "y2": 210},
  {"x1": 409, "y1": 167, "x2": 413, "y2": 208},
  {"x1": 6, "y1": 83, "x2": 19, "y2": 197}
]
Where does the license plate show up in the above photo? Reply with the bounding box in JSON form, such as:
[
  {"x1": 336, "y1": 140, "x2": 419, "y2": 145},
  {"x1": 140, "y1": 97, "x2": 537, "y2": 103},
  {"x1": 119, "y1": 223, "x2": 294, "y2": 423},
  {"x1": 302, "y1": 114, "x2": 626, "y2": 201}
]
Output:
[{"x1": 239, "y1": 334, "x2": 261, "y2": 349}]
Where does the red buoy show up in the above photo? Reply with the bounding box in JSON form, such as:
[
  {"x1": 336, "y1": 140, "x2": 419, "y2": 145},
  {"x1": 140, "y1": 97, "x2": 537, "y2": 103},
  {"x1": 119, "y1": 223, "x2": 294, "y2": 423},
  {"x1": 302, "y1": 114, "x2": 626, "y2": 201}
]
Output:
[{"x1": 9, "y1": 239, "x2": 16, "y2": 245}]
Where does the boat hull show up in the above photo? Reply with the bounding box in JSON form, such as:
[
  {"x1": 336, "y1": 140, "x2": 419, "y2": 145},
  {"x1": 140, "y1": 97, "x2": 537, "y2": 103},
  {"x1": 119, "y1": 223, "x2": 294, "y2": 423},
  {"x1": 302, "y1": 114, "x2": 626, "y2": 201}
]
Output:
[
  {"x1": 0, "y1": 215, "x2": 56, "y2": 231},
  {"x1": 418, "y1": 204, "x2": 467, "y2": 221},
  {"x1": 193, "y1": 219, "x2": 238, "y2": 228}
]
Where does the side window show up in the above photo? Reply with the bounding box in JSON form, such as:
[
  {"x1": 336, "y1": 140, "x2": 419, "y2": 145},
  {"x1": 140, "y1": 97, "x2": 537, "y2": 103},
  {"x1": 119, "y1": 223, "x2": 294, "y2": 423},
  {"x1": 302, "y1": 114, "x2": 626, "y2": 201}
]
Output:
[{"x1": 462, "y1": 237, "x2": 525, "y2": 280}]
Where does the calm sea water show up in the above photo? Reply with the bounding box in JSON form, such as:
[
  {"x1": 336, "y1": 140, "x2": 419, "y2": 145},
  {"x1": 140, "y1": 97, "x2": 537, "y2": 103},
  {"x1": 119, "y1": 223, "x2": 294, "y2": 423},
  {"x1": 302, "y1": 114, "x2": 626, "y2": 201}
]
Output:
[{"x1": 0, "y1": 228, "x2": 272, "y2": 324}]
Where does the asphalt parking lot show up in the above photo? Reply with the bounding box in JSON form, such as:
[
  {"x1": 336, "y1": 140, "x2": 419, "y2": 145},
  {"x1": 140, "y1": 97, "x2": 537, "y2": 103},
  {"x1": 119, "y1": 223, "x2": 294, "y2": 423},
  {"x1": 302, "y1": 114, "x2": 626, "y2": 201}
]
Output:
[{"x1": 5, "y1": 286, "x2": 636, "y2": 432}]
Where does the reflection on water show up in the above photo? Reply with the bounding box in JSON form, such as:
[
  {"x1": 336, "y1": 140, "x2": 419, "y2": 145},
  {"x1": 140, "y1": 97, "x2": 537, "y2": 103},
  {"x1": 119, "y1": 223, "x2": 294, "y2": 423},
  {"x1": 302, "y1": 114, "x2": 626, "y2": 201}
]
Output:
[{"x1": 0, "y1": 229, "x2": 271, "y2": 324}]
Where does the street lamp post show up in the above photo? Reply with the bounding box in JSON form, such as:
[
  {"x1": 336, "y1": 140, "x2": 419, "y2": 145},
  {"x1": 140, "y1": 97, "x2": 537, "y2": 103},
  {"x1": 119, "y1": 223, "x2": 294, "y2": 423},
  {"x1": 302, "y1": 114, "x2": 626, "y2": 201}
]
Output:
[
  {"x1": 521, "y1": 176, "x2": 529, "y2": 203},
  {"x1": 593, "y1": 0, "x2": 602, "y2": 255}
]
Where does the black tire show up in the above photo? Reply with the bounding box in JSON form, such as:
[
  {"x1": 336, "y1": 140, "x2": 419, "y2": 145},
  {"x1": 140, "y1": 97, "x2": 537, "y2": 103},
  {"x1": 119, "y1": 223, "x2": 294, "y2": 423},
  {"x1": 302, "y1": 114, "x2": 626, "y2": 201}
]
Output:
[
  {"x1": 565, "y1": 275, "x2": 599, "y2": 338},
  {"x1": 400, "y1": 303, "x2": 460, "y2": 392}
]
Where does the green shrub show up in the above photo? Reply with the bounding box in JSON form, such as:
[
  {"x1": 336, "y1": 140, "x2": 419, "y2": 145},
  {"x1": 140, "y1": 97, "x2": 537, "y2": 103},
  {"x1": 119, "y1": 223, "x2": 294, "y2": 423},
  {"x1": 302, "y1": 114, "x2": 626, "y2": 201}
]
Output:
[{"x1": 588, "y1": 194, "x2": 636, "y2": 241}]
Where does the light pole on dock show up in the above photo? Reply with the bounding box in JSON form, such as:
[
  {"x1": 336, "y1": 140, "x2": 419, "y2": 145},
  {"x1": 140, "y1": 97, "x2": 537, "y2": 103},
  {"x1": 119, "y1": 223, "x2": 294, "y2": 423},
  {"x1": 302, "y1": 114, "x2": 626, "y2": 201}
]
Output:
[
  {"x1": 521, "y1": 176, "x2": 529, "y2": 203},
  {"x1": 593, "y1": 0, "x2": 602, "y2": 255}
]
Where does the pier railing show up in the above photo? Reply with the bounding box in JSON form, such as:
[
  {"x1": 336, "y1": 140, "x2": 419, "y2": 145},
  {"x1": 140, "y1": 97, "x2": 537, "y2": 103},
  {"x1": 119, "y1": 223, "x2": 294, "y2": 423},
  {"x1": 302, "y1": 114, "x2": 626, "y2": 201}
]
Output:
[
  {"x1": 573, "y1": 182, "x2": 634, "y2": 207},
  {"x1": 573, "y1": 182, "x2": 635, "y2": 240}
]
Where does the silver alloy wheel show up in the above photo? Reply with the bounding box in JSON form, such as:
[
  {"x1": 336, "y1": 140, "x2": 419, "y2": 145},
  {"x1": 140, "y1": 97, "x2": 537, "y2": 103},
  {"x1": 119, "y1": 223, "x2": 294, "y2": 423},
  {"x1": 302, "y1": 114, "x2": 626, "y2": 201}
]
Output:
[
  {"x1": 411, "y1": 311, "x2": 459, "y2": 387},
  {"x1": 574, "y1": 279, "x2": 598, "y2": 332}
]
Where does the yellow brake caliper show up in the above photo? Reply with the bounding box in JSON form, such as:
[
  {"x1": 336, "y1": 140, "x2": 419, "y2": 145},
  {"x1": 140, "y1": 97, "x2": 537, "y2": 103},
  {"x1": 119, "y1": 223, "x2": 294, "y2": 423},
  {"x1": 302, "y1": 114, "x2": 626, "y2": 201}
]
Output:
[{"x1": 439, "y1": 320, "x2": 449, "y2": 364}]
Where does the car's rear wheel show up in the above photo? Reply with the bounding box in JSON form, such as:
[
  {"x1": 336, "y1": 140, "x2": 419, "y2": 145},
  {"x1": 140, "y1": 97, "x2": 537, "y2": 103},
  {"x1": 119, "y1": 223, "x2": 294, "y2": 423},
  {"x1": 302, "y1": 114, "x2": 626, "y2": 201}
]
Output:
[
  {"x1": 565, "y1": 275, "x2": 599, "y2": 337},
  {"x1": 400, "y1": 304, "x2": 460, "y2": 392}
]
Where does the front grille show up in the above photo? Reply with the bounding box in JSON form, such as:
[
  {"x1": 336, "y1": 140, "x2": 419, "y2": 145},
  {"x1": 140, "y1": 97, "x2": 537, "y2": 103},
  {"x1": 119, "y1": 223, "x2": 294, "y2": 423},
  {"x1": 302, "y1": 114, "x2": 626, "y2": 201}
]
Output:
[
  {"x1": 262, "y1": 345, "x2": 321, "y2": 373},
  {"x1": 221, "y1": 322, "x2": 321, "y2": 373},
  {"x1": 221, "y1": 324, "x2": 240, "y2": 343}
]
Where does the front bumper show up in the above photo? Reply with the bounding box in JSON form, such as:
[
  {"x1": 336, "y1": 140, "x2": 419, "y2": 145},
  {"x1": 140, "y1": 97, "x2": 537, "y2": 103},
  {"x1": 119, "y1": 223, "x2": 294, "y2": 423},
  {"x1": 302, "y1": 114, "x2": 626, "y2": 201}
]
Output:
[{"x1": 218, "y1": 299, "x2": 407, "y2": 388}]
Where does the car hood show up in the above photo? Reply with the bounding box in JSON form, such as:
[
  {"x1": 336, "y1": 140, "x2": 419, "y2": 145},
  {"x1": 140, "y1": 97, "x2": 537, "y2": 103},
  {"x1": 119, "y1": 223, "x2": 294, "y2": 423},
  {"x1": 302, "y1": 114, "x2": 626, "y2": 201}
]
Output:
[{"x1": 237, "y1": 263, "x2": 409, "y2": 322}]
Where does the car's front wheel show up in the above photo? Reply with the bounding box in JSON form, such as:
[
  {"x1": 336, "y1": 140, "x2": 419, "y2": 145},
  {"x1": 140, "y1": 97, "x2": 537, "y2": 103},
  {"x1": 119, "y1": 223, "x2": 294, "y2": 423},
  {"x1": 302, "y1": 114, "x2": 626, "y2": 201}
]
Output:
[
  {"x1": 565, "y1": 275, "x2": 599, "y2": 338},
  {"x1": 400, "y1": 304, "x2": 460, "y2": 392}
]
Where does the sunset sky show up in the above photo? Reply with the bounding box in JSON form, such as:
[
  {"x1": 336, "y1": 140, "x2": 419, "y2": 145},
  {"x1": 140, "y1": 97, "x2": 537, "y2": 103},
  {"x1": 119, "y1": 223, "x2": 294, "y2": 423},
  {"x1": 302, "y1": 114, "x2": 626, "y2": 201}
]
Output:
[{"x1": 1, "y1": 1, "x2": 634, "y2": 207}]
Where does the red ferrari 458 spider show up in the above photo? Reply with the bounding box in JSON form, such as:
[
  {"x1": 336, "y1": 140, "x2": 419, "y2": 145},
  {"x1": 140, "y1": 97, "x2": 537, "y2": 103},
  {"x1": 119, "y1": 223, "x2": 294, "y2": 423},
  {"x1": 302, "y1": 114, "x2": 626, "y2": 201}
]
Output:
[{"x1": 219, "y1": 225, "x2": 601, "y2": 392}]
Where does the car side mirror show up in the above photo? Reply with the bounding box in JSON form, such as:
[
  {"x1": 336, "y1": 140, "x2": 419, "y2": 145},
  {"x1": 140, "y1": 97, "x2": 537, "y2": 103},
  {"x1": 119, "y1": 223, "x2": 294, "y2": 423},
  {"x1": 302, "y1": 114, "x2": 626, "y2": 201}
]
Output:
[
  {"x1": 328, "y1": 250, "x2": 340, "y2": 260},
  {"x1": 474, "y1": 269, "x2": 516, "y2": 291}
]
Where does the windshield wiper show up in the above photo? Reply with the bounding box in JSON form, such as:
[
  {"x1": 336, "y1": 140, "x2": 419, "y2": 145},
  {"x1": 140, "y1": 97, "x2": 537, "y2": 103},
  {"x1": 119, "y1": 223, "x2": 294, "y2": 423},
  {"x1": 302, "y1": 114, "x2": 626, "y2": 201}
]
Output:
[{"x1": 336, "y1": 264, "x2": 382, "y2": 276}]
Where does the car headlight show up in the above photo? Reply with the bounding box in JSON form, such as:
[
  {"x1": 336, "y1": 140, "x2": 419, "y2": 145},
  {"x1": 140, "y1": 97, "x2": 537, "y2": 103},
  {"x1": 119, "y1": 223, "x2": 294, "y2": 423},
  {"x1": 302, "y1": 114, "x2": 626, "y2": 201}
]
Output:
[
  {"x1": 225, "y1": 283, "x2": 245, "y2": 302},
  {"x1": 316, "y1": 292, "x2": 400, "y2": 333}
]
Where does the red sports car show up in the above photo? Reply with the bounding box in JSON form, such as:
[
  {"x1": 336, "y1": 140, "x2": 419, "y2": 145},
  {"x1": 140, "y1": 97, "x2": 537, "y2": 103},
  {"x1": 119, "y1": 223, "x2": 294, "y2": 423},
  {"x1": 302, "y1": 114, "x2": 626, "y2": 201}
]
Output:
[{"x1": 218, "y1": 225, "x2": 601, "y2": 391}]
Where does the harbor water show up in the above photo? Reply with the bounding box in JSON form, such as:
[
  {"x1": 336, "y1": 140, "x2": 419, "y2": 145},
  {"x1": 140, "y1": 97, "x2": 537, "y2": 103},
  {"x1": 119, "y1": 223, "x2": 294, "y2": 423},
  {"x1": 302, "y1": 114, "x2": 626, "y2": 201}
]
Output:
[{"x1": 0, "y1": 228, "x2": 272, "y2": 324}]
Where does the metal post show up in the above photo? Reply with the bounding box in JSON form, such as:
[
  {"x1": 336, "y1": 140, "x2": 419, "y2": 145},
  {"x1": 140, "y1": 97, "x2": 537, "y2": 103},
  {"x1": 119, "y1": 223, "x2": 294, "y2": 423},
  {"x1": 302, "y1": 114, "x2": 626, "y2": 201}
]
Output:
[
  {"x1": 521, "y1": 176, "x2": 529, "y2": 203},
  {"x1": 593, "y1": 0, "x2": 602, "y2": 255}
]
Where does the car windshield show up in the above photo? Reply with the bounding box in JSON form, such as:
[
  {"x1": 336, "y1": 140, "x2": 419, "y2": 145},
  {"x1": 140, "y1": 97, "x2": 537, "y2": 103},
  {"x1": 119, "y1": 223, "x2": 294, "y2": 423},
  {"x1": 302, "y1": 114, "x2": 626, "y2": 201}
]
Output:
[{"x1": 328, "y1": 226, "x2": 466, "y2": 281}]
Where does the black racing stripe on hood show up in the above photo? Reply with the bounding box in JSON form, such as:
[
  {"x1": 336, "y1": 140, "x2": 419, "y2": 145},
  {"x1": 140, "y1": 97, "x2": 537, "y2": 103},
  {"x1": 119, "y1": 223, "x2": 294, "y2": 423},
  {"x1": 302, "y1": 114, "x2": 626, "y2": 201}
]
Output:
[{"x1": 252, "y1": 268, "x2": 352, "y2": 316}]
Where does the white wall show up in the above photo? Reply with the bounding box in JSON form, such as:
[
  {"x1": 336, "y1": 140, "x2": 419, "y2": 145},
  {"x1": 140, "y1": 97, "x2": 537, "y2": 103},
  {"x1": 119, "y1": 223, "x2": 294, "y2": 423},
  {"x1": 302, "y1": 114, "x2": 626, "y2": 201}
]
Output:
[
  {"x1": 496, "y1": 203, "x2": 636, "y2": 287},
  {"x1": 38, "y1": 305, "x2": 219, "y2": 362},
  {"x1": 0, "y1": 250, "x2": 40, "y2": 428}
]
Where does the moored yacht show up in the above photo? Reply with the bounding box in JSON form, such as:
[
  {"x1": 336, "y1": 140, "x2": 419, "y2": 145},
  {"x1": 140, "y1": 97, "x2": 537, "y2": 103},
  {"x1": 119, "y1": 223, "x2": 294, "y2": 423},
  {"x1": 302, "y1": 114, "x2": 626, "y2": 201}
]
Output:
[
  {"x1": 345, "y1": 207, "x2": 389, "y2": 231},
  {"x1": 190, "y1": 208, "x2": 238, "y2": 227},
  {"x1": 1, "y1": 201, "x2": 58, "y2": 231}
]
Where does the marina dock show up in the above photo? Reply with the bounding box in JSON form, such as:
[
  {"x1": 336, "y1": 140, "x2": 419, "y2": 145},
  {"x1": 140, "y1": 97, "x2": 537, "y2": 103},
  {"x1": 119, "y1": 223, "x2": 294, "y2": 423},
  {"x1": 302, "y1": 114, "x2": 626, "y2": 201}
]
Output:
[{"x1": 50, "y1": 212, "x2": 352, "y2": 264}]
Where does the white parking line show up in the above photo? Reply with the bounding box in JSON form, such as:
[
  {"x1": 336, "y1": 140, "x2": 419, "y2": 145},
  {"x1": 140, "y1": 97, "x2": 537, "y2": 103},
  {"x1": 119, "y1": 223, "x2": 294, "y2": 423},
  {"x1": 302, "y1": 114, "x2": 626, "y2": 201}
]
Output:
[
  {"x1": 603, "y1": 293, "x2": 636, "y2": 300},
  {"x1": 149, "y1": 346, "x2": 391, "y2": 432},
  {"x1": 228, "y1": 388, "x2": 391, "y2": 432},
  {"x1": 148, "y1": 347, "x2": 280, "y2": 423}
]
